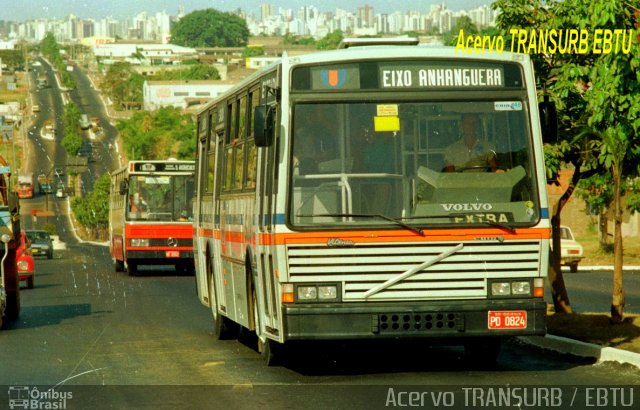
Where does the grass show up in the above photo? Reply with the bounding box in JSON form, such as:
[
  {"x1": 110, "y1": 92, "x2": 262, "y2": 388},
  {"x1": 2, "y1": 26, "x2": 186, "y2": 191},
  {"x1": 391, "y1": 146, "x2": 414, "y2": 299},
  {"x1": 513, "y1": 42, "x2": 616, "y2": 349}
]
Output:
[
  {"x1": 550, "y1": 226, "x2": 640, "y2": 355},
  {"x1": 576, "y1": 225, "x2": 640, "y2": 266},
  {"x1": 547, "y1": 311, "x2": 640, "y2": 354}
]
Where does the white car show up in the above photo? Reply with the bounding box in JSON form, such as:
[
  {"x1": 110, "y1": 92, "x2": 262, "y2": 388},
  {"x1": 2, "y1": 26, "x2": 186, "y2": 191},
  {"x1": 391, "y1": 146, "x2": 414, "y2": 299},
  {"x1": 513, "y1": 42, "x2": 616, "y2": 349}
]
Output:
[
  {"x1": 560, "y1": 226, "x2": 584, "y2": 273},
  {"x1": 55, "y1": 188, "x2": 66, "y2": 198}
]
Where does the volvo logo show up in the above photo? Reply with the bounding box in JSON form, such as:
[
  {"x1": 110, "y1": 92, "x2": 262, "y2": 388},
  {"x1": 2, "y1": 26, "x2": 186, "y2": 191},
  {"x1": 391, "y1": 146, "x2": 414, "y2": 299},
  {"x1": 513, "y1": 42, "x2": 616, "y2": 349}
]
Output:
[
  {"x1": 440, "y1": 203, "x2": 493, "y2": 211},
  {"x1": 167, "y1": 237, "x2": 178, "y2": 247}
]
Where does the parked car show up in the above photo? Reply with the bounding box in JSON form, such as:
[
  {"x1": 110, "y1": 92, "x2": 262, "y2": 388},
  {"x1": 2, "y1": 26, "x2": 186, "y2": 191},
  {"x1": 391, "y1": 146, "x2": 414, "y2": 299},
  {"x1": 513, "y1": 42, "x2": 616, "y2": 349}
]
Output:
[
  {"x1": 25, "y1": 230, "x2": 53, "y2": 259},
  {"x1": 560, "y1": 225, "x2": 584, "y2": 273},
  {"x1": 17, "y1": 231, "x2": 35, "y2": 289}
]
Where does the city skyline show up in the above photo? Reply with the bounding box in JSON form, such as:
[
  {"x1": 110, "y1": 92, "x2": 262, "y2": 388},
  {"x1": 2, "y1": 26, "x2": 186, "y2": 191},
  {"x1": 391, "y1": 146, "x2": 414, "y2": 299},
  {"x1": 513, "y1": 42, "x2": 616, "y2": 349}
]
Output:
[{"x1": 0, "y1": 0, "x2": 492, "y2": 21}]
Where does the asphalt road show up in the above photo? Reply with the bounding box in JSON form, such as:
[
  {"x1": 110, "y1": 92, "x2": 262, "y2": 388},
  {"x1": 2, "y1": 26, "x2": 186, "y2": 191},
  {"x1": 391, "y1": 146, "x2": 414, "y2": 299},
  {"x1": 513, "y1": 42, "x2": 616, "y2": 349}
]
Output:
[{"x1": 1, "y1": 239, "x2": 639, "y2": 409}]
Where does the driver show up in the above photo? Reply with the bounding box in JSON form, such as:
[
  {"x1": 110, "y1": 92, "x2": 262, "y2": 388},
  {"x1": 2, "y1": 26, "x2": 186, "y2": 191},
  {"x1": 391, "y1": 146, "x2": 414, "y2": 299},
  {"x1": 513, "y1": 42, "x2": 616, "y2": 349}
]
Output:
[{"x1": 443, "y1": 113, "x2": 498, "y2": 172}]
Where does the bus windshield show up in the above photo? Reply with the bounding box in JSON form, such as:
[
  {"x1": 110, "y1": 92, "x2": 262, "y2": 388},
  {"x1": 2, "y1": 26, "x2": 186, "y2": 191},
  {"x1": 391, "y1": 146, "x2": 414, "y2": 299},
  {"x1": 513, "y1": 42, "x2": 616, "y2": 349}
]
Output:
[
  {"x1": 127, "y1": 174, "x2": 194, "y2": 222},
  {"x1": 289, "y1": 100, "x2": 539, "y2": 230}
]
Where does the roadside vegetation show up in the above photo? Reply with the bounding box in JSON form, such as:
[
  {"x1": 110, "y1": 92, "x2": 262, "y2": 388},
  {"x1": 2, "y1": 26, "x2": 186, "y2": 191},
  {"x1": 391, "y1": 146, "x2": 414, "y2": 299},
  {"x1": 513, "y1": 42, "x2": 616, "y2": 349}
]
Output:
[
  {"x1": 40, "y1": 32, "x2": 78, "y2": 90},
  {"x1": 495, "y1": 0, "x2": 640, "y2": 323},
  {"x1": 116, "y1": 107, "x2": 196, "y2": 160},
  {"x1": 70, "y1": 173, "x2": 110, "y2": 240}
]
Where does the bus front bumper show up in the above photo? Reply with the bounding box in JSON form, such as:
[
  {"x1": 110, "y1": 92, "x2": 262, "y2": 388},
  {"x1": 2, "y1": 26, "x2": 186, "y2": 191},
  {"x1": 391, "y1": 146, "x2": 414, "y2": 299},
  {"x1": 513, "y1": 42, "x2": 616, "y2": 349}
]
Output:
[{"x1": 282, "y1": 299, "x2": 546, "y2": 340}]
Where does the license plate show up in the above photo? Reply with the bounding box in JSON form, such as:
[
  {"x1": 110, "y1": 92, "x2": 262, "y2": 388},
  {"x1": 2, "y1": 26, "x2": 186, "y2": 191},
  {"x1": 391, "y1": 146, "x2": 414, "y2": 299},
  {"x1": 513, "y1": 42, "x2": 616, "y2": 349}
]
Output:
[
  {"x1": 488, "y1": 310, "x2": 527, "y2": 329},
  {"x1": 165, "y1": 250, "x2": 180, "y2": 258}
]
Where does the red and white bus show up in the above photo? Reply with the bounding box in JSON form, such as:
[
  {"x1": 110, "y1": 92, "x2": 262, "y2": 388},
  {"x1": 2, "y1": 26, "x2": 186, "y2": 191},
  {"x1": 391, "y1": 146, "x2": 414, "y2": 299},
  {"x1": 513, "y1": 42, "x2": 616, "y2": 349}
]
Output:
[
  {"x1": 192, "y1": 40, "x2": 557, "y2": 365},
  {"x1": 109, "y1": 159, "x2": 196, "y2": 275}
]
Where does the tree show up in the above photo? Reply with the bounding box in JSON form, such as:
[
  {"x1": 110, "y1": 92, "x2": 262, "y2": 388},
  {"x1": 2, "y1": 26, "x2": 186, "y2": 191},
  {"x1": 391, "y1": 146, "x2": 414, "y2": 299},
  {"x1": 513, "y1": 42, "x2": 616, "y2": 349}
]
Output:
[
  {"x1": 316, "y1": 30, "x2": 344, "y2": 50},
  {"x1": 242, "y1": 46, "x2": 265, "y2": 58},
  {"x1": 171, "y1": 9, "x2": 249, "y2": 47},
  {"x1": 71, "y1": 173, "x2": 110, "y2": 238},
  {"x1": 494, "y1": 0, "x2": 640, "y2": 321},
  {"x1": 149, "y1": 64, "x2": 220, "y2": 81},
  {"x1": 117, "y1": 107, "x2": 196, "y2": 160},
  {"x1": 61, "y1": 102, "x2": 83, "y2": 156},
  {"x1": 444, "y1": 15, "x2": 478, "y2": 46},
  {"x1": 102, "y1": 62, "x2": 144, "y2": 110}
]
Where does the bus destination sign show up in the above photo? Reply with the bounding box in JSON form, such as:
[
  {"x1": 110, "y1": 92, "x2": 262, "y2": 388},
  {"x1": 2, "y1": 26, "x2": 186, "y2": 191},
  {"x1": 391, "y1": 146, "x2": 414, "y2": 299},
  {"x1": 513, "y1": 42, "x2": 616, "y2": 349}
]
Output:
[
  {"x1": 133, "y1": 162, "x2": 196, "y2": 172},
  {"x1": 297, "y1": 60, "x2": 522, "y2": 92},
  {"x1": 380, "y1": 65, "x2": 504, "y2": 89}
]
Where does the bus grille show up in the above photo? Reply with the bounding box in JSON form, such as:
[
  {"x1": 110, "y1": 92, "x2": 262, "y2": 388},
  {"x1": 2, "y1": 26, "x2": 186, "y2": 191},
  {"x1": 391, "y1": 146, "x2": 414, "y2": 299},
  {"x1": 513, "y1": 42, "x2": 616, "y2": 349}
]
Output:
[{"x1": 286, "y1": 241, "x2": 541, "y2": 301}]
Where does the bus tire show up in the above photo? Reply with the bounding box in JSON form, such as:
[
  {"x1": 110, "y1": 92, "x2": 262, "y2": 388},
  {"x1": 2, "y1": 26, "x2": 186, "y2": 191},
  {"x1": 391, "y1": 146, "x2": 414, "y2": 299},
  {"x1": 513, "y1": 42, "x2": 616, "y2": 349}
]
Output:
[
  {"x1": 209, "y1": 262, "x2": 239, "y2": 340},
  {"x1": 464, "y1": 337, "x2": 501, "y2": 369},
  {"x1": 214, "y1": 312, "x2": 239, "y2": 340},
  {"x1": 5, "y1": 289, "x2": 19, "y2": 321},
  {"x1": 114, "y1": 259, "x2": 124, "y2": 272},
  {"x1": 261, "y1": 338, "x2": 285, "y2": 367},
  {"x1": 127, "y1": 261, "x2": 138, "y2": 276}
]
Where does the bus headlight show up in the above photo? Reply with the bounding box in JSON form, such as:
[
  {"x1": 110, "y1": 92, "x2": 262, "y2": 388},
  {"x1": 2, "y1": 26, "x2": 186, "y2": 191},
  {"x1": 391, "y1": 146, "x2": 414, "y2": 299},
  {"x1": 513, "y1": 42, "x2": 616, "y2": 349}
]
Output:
[
  {"x1": 318, "y1": 285, "x2": 337, "y2": 300},
  {"x1": 297, "y1": 286, "x2": 317, "y2": 301},
  {"x1": 491, "y1": 282, "x2": 511, "y2": 296},
  {"x1": 130, "y1": 239, "x2": 149, "y2": 247},
  {"x1": 489, "y1": 279, "x2": 537, "y2": 297},
  {"x1": 511, "y1": 281, "x2": 531, "y2": 295},
  {"x1": 292, "y1": 283, "x2": 340, "y2": 302}
]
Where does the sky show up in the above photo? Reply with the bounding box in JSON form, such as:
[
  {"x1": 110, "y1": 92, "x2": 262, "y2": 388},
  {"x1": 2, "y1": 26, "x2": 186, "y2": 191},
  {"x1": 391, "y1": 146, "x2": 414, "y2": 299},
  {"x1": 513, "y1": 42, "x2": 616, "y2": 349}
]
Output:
[{"x1": 0, "y1": 0, "x2": 492, "y2": 21}]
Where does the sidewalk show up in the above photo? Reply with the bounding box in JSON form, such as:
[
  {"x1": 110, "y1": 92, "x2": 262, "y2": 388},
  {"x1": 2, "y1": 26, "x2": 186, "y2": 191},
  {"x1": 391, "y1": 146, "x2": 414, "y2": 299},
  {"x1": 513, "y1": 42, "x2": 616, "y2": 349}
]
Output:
[{"x1": 519, "y1": 334, "x2": 640, "y2": 368}]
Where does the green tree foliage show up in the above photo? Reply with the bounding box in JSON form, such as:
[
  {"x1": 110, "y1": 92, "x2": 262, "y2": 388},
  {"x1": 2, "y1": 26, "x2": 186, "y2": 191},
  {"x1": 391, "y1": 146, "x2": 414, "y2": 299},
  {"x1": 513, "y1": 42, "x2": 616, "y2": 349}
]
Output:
[
  {"x1": 0, "y1": 50, "x2": 24, "y2": 69},
  {"x1": 283, "y1": 33, "x2": 316, "y2": 46},
  {"x1": 171, "y1": 9, "x2": 249, "y2": 47},
  {"x1": 38, "y1": 32, "x2": 77, "y2": 89},
  {"x1": 242, "y1": 46, "x2": 265, "y2": 58},
  {"x1": 117, "y1": 107, "x2": 196, "y2": 160},
  {"x1": 149, "y1": 64, "x2": 220, "y2": 81},
  {"x1": 61, "y1": 102, "x2": 83, "y2": 157},
  {"x1": 444, "y1": 16, "x2": 479, "y2": 46},
  {"x1": 316, "y1": 30, "x2": 344, "y2": 50},
  {"x1": 102, "y1": 62, "x2": 144, "y2": 110},
  {"x1": 70, "y1": 173, "x2": 110, "y2": 234},
  {"x1": 494, "y1": 0, "x2": 640, "y2": 321}
]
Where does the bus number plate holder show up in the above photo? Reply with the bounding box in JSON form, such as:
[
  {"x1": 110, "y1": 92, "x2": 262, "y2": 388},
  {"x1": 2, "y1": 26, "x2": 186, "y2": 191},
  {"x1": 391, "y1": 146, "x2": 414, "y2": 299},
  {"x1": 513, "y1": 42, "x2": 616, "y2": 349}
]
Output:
[{"x1": 488, "y1": 311, "x2": 527, "y2": 329}]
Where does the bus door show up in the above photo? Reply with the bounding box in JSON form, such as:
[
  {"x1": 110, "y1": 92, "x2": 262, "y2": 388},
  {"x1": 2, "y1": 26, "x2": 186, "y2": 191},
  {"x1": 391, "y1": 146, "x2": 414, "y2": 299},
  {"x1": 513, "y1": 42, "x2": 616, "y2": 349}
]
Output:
[{"x1": 255, "y1": 104, "x2": 279, "y2": 333}]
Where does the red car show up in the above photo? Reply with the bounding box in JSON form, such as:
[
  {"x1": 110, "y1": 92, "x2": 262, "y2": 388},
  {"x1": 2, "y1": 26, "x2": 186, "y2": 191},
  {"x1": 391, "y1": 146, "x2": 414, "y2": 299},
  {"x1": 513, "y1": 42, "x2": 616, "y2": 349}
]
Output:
[{"x1": 16, "y1": 231, "x2": 35, "y2": 289}]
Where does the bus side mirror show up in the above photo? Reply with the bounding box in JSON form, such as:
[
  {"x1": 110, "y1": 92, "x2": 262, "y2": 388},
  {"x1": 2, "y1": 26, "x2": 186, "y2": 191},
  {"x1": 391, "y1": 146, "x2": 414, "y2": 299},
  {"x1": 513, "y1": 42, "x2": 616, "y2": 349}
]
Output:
[
  {"x1": 119, "y1": 180, "x2": 128, "y2": 195},
  {"x1": 254, "y1": 105, "x2": 274, "y2": 147},
  {"x1": 539, "y1": 97, "x2": 558, "y2": 143}
]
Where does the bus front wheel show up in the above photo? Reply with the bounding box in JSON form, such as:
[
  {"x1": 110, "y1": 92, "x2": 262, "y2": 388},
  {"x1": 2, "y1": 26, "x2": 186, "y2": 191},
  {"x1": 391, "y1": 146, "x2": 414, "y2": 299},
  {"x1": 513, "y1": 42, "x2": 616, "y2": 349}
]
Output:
[{"x1": 260, "y1": 338, "x2": 285, "y2": 367}]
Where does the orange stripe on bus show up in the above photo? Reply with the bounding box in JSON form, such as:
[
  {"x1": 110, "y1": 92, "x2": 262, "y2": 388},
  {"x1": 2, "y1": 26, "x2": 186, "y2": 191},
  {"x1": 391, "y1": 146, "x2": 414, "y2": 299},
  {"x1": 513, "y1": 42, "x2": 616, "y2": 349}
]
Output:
[{"x1": 207, "y1": 227, "x2": 550, "y2": 246}]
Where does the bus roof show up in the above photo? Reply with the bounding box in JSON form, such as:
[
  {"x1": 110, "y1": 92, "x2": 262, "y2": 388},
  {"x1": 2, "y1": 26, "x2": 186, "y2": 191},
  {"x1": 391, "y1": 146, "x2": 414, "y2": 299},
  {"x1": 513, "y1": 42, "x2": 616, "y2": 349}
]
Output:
[{"x1": 197, "y1": 45, "x2": 532, "y2": 115}]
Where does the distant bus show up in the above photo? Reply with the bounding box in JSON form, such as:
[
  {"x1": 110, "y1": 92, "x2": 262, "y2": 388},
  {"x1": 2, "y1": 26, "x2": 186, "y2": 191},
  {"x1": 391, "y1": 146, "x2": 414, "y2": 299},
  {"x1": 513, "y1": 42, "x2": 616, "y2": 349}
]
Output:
[
  {"x1": 192, "y1": 40, "x2": 557, "y2": 365},
  {"x1": 109, "y1": 160, "x2": 196, "y2": 275}
]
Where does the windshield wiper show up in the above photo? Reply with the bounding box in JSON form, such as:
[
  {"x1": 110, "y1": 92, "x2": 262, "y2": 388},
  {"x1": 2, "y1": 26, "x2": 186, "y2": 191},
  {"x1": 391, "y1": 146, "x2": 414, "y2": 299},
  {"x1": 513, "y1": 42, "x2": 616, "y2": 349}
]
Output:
[{"x1": 300, "y1": 213, "x2": 424, "y2": 236}]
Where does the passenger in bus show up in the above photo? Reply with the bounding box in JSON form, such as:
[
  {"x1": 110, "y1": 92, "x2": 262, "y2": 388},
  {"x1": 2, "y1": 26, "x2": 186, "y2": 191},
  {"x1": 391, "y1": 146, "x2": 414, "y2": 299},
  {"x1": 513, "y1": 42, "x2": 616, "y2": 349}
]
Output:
[
  {"x1": 293, "y1": 106, "x2": 338, "y2": 174},
  {"x1": 129, "y1": 193, "x2": 148, "y2": 213},
  {"x1": 443, "y1": 113, "x2": 498, "y2": 172}
]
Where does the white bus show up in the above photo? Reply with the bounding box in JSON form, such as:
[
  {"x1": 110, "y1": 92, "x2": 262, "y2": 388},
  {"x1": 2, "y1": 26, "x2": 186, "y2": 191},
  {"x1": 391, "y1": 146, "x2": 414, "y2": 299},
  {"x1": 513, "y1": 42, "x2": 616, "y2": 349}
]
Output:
[{"x1": 193, "y1": 41, "x2": 557, "y2": 365}]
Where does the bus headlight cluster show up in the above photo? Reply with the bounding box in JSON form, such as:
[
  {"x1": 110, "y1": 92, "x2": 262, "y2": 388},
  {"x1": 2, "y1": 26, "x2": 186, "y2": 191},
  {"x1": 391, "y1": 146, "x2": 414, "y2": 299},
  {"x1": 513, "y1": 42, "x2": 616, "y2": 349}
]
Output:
[
  {"x1": 294, "y1": 284, "x2": 340, "y2": 302},
  {"x1": 130, "y1": 238, "x2": 149, "y2": 247},
  {"x1": 490, "y1": 279, "x2": 543, "y2": 298}
]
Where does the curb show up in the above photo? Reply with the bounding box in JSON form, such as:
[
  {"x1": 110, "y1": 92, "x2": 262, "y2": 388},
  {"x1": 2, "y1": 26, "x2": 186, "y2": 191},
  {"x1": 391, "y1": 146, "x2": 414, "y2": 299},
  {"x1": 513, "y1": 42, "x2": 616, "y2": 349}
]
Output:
[
  {"x1": 519, "y1": 335, "x2": 640, "y2": 368},
  {"x1": 568, "y1": 265, "x2": 640, "y2": 272}
]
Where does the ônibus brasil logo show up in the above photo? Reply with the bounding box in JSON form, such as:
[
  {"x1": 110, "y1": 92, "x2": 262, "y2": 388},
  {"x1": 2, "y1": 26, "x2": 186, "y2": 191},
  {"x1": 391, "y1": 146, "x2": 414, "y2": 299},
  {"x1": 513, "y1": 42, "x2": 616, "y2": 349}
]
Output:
[{"x1": 8, "y1": 386, "x2": 73, "y2": 410}]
